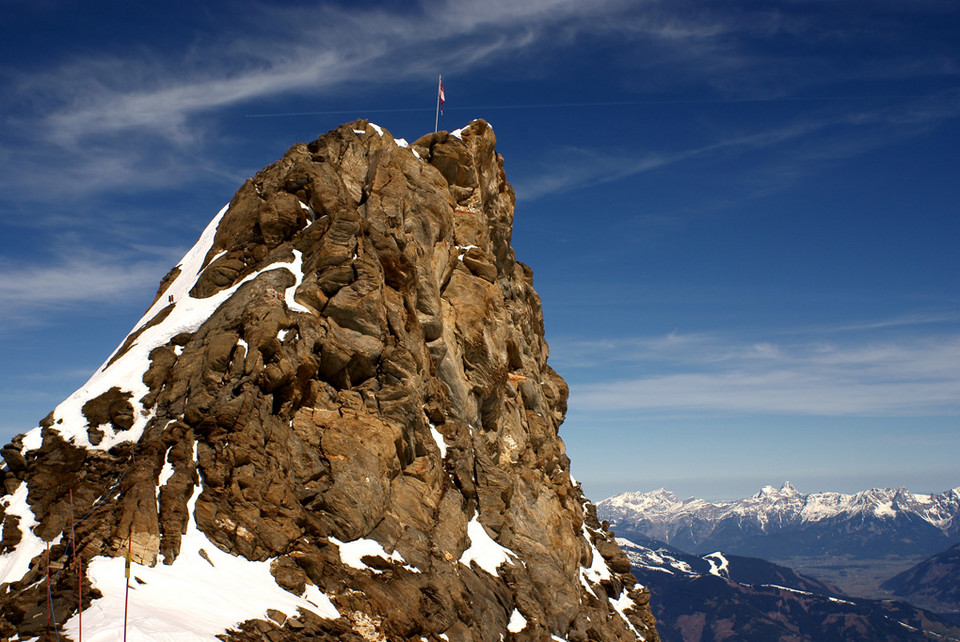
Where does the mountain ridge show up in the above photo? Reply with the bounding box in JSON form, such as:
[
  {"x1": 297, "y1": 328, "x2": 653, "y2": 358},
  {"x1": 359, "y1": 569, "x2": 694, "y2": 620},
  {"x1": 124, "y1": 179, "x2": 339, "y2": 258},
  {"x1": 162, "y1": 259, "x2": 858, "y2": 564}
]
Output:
[
  {"x1": 599, "y1": 482, "x2": 960, "y2": 559},
  {"x1": 619, "y1": 536, "x2": 960, "y2": 641}
]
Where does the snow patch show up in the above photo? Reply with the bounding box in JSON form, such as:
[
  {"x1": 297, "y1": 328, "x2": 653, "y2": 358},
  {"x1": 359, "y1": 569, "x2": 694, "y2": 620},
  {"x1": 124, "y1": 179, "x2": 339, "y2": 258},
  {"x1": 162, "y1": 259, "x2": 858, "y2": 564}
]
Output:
[
  {"x1": 331, "y1": 537, "x2": 418, "y2": 573},
  {"x1": 66, "y1": 482, "x2": 338, "y2": 640},
  {"x1": 369, "y1": 123, "x2": 384, "y2": 137},
  {"x1": 156, "y1": 446, "x2": 175, "y2": 501},
  {"x1": 704, "y1": 552, "x2": 729, "y2": 578},
  {"x1": 762, "y1": 583, "x2": 813, "y2": 596},
  {"x1": 0, "y1": 483, "x2": 47, "y2": 586},
  {"x1": 828, "y1": 596, "x2": 855, "y2": 605},
  {"x1": 459, "y1": 516, "x2": 516, "y2": 575},
  {"x1": 450, "y1": 128, "x2": 463, "y2": 140},
  {"x1": 507, "y1": 608, "x2": 527, "y2": 633},
  {"x1": 874, "y1": 501, "x2": 897, "y2": 518},
  {"x1": 20, "y1": 427, "x2": 42, "y2": 453},
  {"x1": 282, "y1": 250, "x2": 312, "y2": 314},
  {"x1": 610, "y1": 588, "x2": 644, "y2": 640},
  {"x1": 456, "y1": 245, "x2": 478, "y2": 261},
  {"x1": 579, "y1": 525, "x2": 612, "y2": 596},
  {"x1": 429, "y1": 424, "x2": 448, "y2": 458},
  {"x1": 39, "y1": 202, "x2": 312, "y2": 454}
]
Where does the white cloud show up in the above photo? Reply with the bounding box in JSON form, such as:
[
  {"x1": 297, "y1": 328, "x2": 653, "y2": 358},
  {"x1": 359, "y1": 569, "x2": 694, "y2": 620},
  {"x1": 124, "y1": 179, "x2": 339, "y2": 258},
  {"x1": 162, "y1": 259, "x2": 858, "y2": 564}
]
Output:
[
  {"x1": 558, "y1": 324, "x2": 960, "y2": 417},
  {"x1": 0, "y1": 252, "x2": 174, "y2": 327}
]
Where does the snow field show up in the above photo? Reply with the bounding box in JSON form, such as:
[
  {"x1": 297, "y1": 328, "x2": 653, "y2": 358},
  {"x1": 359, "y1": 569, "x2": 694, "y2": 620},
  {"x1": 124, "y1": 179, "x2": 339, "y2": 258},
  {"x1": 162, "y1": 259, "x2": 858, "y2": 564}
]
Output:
[{"x1": 65, "y1": 479, "x2": 338, "y2": 641}]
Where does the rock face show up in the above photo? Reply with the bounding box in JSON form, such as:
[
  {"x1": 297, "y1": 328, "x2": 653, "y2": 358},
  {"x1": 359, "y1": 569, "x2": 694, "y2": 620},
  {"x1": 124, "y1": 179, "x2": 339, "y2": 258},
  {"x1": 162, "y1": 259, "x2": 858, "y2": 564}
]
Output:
[{"x1": 0, "y1": 120, "x2": 659, "y2": 641}]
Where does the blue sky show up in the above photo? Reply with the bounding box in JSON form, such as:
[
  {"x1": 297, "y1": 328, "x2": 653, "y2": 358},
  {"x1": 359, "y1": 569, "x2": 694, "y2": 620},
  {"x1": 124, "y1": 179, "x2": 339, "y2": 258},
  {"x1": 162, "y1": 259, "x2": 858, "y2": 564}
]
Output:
[{"x1": 1, "y1": 0, "x2": 958, "y2": 501}]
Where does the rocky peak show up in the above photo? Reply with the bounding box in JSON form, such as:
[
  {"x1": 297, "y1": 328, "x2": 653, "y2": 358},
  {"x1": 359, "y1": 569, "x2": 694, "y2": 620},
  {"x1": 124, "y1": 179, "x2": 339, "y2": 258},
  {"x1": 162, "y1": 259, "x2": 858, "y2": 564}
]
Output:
[{"x1": 0, "y1": 120, "x2": 658, "y2": 641}]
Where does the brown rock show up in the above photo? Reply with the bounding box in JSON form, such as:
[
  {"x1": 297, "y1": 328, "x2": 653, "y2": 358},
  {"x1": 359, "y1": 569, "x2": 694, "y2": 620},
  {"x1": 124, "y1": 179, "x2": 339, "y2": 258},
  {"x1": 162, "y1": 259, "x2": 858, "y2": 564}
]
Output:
[{"x1": 0, "y1": 119, "x2": 658, "y2": 642}]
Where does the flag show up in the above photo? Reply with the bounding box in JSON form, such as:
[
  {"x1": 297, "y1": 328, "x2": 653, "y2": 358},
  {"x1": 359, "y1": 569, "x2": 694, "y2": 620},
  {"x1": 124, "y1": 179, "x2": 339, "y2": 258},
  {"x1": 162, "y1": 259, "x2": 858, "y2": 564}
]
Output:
[{"x1": 435, "y1": 75, "x2": 445, "y2": 132}]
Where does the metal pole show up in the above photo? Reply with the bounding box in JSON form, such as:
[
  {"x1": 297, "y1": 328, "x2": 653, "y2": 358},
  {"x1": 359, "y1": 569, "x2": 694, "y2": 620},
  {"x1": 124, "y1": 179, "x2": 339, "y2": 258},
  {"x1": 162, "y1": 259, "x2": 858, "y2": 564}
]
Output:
[
  {"x1": 435, "y1": 74, "x2": 442, "y2": 132},
  {"x1": 46, "y1": 541, "x2": 50, "y2": 632},
  {"x1": 124, "y1": 534, "x2": 132, "y2": 642},
  {"x1": 70, "y1": 489, "x2": 81, "y2": 642}
]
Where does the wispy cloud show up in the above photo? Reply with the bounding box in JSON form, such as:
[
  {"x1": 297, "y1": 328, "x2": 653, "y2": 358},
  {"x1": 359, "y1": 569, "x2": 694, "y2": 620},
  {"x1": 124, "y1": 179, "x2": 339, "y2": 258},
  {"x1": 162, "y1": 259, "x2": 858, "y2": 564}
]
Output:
[
  {"x1": 556, "y1": 320, "x2": 960, "y2": 416},
  {"x1": 17, "y1": 0, "x2": 629, "y2": 145},
  {"x1": 1, "y1": 0, "x2": 647, "y2": 207},
  {"x1": 0, "y1": 250, "x2": 177, "y2": 328},
  {"x1": 4, "y1": 0, "x2": 957, "y2": 208},
  {"x1": 514, "y1": 90, "x2": 960, "y2": 201}
]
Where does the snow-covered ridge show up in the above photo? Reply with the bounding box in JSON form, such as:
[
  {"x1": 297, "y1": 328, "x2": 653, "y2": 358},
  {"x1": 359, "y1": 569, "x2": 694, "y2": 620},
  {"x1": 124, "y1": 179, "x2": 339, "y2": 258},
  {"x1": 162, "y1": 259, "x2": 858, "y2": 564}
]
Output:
[
  {"x1": 18, "y1": 203, "x2": 314, "y2": 453},
  {"x1": 600, "y1": 482, "x2": 960, "y2": 536}
]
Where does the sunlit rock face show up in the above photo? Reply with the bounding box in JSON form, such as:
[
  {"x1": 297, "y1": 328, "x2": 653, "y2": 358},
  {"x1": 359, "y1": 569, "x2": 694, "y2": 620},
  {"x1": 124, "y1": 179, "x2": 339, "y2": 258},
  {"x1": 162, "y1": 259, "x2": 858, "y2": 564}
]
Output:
[{"x1": 0, "y1": 119, "x2": 658, "y2": 641}]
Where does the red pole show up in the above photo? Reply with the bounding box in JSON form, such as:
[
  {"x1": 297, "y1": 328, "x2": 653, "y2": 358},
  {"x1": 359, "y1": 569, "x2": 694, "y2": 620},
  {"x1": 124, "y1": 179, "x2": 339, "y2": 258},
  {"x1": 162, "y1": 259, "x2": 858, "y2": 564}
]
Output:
[
  {"x1": 70, "y1": 488, "x2": 81, "y2": 642},
  {"x1": 46, "y1": 541, "x2": 50, "y2": 631},
  {"x1": 78, "y1": 555, "x2": 83, "y2": 642},
  {"x1": 124, "y1": 534, "x2": 132, "y2": 642}
]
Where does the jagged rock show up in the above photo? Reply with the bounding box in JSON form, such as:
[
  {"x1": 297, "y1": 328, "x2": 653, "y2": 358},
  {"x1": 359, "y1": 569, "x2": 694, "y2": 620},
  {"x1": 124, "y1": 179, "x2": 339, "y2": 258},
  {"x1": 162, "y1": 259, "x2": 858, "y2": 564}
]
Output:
[{"x1": 0, "y1": 119, "x2": 659, "y2": 641}]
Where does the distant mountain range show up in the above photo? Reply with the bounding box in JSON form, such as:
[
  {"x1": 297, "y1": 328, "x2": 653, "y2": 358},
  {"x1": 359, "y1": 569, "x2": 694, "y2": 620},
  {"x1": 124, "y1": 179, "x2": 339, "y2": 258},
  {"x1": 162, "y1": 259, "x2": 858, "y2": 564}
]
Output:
[
  {"x1": 883, "y1": 543, "x2": 960, "y2": 614},
  {"x1": 620, "y1": 536, "x2": 960, "y2": 641},
  {"x1": 599, "y1": 482, "x2": 960, "y2": 559}
]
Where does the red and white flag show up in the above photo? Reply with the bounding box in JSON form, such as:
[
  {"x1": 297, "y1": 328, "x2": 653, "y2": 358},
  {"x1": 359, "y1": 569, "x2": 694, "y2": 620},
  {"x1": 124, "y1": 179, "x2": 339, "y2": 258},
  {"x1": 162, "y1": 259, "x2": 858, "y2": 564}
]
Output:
[{"x1": 435, "y1": 74, "x2": 446, "y2": 132}]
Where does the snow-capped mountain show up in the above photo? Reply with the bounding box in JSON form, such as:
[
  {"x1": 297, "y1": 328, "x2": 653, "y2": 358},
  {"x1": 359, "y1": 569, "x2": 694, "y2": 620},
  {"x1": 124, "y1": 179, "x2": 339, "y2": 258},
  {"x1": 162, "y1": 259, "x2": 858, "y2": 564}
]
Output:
[
  {"x1": 599, "y1": 482, "x2": 960, "y2": 559},
  {"x1": 619, "y1": 535, "x2": 960, "y2": 641}
]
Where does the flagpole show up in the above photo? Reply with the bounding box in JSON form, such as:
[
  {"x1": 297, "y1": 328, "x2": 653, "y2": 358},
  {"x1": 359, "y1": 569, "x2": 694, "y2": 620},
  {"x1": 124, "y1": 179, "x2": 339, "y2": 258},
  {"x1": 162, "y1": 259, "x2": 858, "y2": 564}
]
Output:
[{"x1": 435, "y1": 74, "x2": 442, "y2": 132}]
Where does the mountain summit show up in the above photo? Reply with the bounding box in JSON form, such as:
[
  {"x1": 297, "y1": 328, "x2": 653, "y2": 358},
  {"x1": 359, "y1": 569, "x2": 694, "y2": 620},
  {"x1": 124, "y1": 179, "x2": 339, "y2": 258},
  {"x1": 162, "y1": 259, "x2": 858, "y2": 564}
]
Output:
[
  {"x1": 599, "y1": 483, "x2": 960, "y2": 559},
  {"x1": 0, "y1": 120, "x2": 658, "y2": 641}
]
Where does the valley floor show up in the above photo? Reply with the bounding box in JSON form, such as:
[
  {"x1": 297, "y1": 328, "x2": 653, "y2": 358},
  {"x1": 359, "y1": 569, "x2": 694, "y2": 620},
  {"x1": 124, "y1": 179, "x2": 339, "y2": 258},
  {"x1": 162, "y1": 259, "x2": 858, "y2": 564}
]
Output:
[{"x1": 773, "y1": 555, "x2": 926, "y2": 600}]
